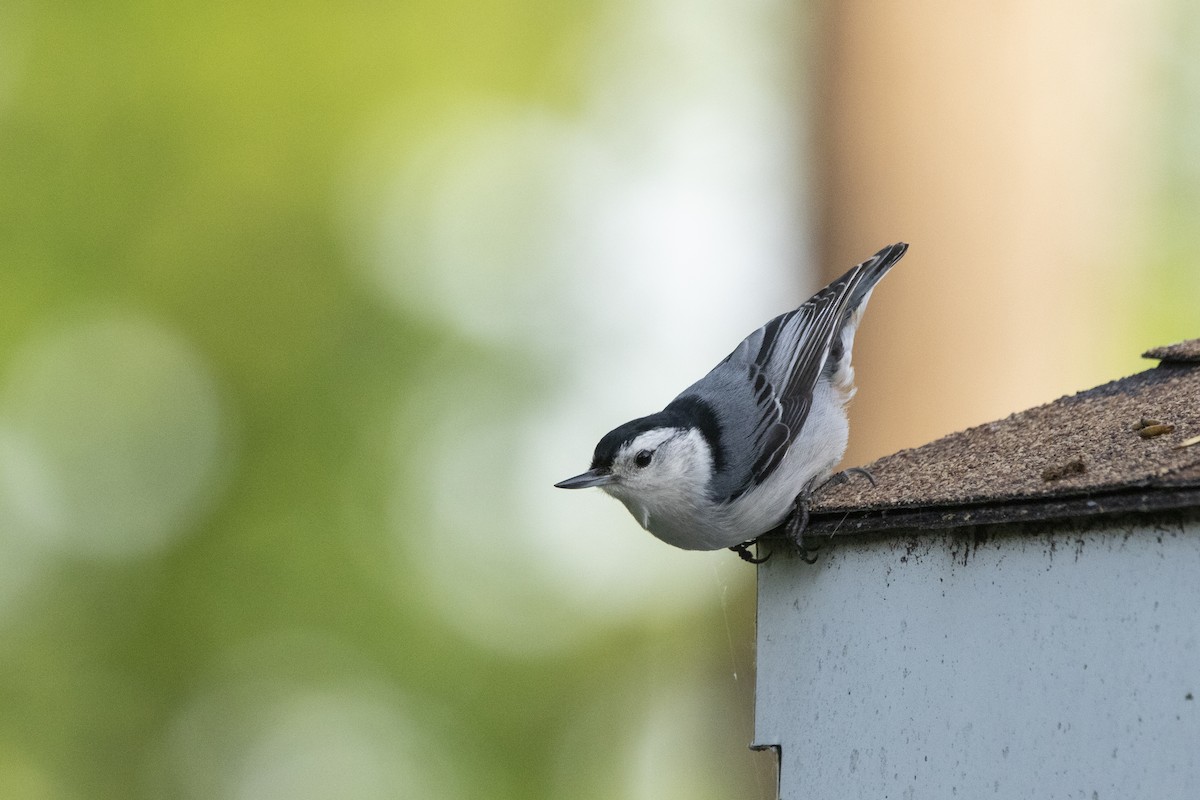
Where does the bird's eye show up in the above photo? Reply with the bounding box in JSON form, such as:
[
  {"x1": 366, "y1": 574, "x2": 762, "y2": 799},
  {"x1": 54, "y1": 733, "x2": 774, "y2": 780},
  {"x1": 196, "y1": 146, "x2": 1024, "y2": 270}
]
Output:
[{"x1": 634, "y1": 450, "x2": 653, "y2": 468}]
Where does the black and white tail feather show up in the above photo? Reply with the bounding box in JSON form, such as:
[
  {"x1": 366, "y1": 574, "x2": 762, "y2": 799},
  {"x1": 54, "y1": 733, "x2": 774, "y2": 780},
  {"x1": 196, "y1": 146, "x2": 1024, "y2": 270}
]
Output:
[{"x1": 555, "y1": 243, "x2": 907, "y2": 558}]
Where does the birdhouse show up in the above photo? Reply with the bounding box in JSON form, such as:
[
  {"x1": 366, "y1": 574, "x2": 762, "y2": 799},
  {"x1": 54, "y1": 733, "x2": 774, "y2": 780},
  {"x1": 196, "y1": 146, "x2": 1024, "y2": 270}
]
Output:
[{"x1": 753, "y1": 339, "x2": 1200, "y2": 800}]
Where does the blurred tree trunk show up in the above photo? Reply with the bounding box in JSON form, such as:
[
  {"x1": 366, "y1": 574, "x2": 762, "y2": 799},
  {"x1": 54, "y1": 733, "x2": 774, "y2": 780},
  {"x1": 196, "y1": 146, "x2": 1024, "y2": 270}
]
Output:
[{"x1": 810, "y1": 2, "x2": 1155, "y2": 465}]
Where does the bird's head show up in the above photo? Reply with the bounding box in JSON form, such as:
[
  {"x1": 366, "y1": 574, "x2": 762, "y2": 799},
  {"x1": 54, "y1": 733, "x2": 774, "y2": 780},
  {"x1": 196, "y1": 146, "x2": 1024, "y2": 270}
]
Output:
[{"x1": 555, "y1": 414, "x2": 715, "y2": 511}]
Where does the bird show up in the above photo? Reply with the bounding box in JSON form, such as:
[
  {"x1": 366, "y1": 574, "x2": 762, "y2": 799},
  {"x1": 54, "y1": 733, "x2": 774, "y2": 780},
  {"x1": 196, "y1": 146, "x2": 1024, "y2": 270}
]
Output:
[{"x1": 555, "y1": 242, "x2": 907, "y2": 562}]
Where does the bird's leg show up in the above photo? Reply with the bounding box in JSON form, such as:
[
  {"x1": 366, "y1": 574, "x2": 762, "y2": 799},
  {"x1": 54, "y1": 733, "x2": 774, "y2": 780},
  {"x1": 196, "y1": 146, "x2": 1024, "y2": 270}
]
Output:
[
  {"x1": 728, "y1": 541, "x2": 771, "y2": 564},
  {"x1": 785, "y1": 498, "x2": 818, "y2": 564},
  {"x1": 784, "y1": 477, "x2": 820, "y2": 564},
  {"x1": 784, "y1": 468, "x2": 878, "y2": 564}
]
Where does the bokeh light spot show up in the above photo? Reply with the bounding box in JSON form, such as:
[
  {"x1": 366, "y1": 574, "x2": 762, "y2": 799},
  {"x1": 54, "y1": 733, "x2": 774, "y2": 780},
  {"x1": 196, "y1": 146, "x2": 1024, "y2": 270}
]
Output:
[
  {"x1": 0, "y1": 312, "x2": 228, "y2": 560},
  {"x1": 156, "y1": 633, "x2": 463, "y2": 800},
  {"x1": 230, "y1": 692, "x2": 452, "y2": 800},
  {"x1": 552, "y1": 679, "x2": 745, "y2": 800},
  {"x1": 342, "y1": 102, "x2": 616, "y2": 348}
]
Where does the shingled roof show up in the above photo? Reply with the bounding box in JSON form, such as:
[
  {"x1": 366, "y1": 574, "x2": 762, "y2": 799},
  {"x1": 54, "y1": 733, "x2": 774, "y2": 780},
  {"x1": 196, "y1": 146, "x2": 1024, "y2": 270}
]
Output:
[{"x1": 803, "y1": 338, "x2": 1200, "y2": 535}]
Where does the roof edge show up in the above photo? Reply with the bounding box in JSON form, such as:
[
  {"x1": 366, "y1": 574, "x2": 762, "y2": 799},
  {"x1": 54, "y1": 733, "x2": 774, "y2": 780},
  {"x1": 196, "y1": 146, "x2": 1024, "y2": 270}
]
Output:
[{"x1": 788, "y1": 484, "x2": 1200, "y2": 538}]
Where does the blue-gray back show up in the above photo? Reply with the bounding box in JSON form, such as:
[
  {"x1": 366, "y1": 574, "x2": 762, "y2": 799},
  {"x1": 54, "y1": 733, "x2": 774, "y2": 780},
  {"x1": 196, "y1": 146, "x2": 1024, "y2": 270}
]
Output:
[{"x1": 669, "y1": 243, "x2": 907, "y2": 503}]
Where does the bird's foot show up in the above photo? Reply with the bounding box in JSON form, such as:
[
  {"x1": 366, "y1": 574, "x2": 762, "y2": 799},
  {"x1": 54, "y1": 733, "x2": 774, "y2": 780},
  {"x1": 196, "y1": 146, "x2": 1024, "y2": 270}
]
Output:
[
  {"x1": 784, "y1": 492, "x2": 819, "y2": 564},
  {"x1": 782, "y1": 470, "x2": 876, "y2": 564},
  {"x1": 729, "y1": 541, "x2": 771, "y2": 564}
]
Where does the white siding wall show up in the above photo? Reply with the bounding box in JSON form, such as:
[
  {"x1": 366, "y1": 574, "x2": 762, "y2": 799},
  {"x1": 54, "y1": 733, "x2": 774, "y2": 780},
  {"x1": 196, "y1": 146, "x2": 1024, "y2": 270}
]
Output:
[{"x1": 754, "y1": 517, "x2": 1200, "y2": 800}]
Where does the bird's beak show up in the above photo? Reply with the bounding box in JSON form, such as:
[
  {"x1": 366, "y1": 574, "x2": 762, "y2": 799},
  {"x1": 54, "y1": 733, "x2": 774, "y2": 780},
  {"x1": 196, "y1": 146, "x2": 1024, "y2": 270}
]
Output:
[{"x1": 554, "y1": 468, "x2": 615, "y2": 489}]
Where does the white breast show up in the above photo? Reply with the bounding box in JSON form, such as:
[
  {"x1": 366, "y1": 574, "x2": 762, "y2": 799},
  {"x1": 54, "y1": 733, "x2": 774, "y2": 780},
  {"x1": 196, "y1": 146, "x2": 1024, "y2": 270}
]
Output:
[{"x1": 613, "y1": 377, "x2": 853, "y2": 551}]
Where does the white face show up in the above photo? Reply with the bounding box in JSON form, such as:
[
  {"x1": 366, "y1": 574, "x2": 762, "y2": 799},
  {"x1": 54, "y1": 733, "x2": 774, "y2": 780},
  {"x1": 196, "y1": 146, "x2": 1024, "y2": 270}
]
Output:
[{"x1": 601, "y1": 427, "x2": 714, "y2": 509}]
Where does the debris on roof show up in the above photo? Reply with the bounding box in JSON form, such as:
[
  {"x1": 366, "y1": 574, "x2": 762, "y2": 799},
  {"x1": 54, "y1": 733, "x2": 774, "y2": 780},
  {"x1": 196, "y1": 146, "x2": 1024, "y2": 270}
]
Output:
[{"x1": 802, "y1": 338, "x2": 1200, "y2": 535}]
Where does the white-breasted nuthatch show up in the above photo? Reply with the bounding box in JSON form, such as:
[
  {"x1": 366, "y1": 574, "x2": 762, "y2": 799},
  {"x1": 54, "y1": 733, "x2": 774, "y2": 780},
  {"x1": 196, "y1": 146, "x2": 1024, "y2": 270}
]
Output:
[{"x1": 555, "y1": 243, "x2": 907, "y2": 561}]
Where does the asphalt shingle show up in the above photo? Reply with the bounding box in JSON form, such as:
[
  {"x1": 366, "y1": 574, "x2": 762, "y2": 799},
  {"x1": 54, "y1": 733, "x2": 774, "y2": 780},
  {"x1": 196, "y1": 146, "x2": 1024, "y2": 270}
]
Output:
[{"x1": 802, "y1": 338, "x2": 1200, "y2": 535}]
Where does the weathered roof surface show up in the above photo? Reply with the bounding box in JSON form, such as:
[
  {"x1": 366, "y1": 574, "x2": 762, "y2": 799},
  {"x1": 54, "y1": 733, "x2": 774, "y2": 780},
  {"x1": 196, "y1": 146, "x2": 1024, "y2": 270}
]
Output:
[
  {"x1": 803, "y1": 338, "x2": 1200, "y2": 535},
  {"x1": 1143, "y1": 338, "x2": 1200, "y2": 362}
]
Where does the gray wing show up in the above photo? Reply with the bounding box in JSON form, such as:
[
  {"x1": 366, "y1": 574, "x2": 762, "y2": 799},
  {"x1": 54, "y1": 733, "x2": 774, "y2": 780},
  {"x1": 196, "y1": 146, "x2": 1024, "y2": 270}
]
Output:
[{"x1": 673, "y1": 243, "x2": 907, "y2": 502}]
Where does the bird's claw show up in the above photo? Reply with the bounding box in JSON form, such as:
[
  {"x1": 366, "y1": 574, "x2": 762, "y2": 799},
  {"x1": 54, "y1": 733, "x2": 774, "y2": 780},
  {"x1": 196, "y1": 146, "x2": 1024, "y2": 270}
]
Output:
[
  {"x1": 784, "y1": 491, "x2": 820, "y2": 563},
  {"x1": 729, "y1": 541, "x2": 770, "y2": 564},
  {"x1": 778, "y1": 468, "x2": 877, "y2": 564},
  {"x1": 823, "y1": 466, "x2": 877, "y2": 490}
]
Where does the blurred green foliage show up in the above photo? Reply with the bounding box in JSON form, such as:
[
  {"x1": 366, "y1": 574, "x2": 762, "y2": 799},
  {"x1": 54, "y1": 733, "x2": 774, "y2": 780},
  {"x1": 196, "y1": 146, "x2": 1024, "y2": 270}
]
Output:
[
  {"x1": 0, "y1": 3, "x2": 768, "y2": 798},
  {"x1": 1138, "y1": 1, "x2": 1200, "y2": 354}
]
